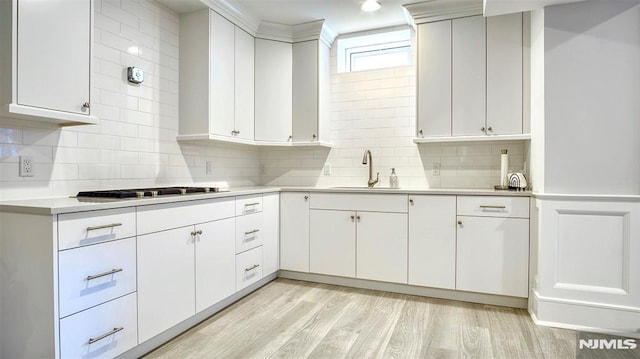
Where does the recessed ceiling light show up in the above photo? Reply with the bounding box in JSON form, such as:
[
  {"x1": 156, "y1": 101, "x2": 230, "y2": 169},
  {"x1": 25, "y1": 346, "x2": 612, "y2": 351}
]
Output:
[{"x1": 361, "y1": 0, "x2": 381, "y2": 12}]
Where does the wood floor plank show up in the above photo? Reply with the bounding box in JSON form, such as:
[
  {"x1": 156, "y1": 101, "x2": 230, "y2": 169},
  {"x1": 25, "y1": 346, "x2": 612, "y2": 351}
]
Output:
[{"x1": 143, "y1": 279, "x2": 579, "y2": 359}]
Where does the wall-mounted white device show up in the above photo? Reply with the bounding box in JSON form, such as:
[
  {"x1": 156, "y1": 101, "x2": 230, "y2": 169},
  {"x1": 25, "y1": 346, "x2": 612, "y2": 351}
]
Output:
[{"x1": 127, "y1": 66, "x2": 144, "y2": 84}]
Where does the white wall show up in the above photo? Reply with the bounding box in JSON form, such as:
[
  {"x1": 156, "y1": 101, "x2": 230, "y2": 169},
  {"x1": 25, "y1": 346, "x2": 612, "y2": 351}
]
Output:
[
  {"x1": 0, "y1": 0, "x2": 260, "y2": 201},
  {"x1": 543, "y1": 0, "x2": 640, "y2": 195},
  {"x1": 261, "y1": 34, "x2": 526, "y2": 189}
]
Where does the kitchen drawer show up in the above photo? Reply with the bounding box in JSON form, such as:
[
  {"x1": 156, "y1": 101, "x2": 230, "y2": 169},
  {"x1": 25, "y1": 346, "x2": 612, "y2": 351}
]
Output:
[
  {"x1": 59, "y1": 293, "x2": 138, "y2": 359},
  {"x1": 58, "y1": 208, "x2": 136, "y2": 250},
  {"x1": 236, "y1": 246, "x2": 263, "y2": 290},
  {"x1": 457, "y1": 196, "x2": 529, "y2": 218},
  {"x1": 235, "y1": 212, "x2": 263, "y2": 254},
  {"x1": 137, "y1": 197, "x2": 235, "y2": 235},
  {"x1": 58, "y1": 237, "x2": 136, "y2": 318},
  {"x1": 310, "y1": 193, "x2": 408, "y2": 213},
  {"x1": 236, "y1": 194, "x2": 263, "y2": 216}
]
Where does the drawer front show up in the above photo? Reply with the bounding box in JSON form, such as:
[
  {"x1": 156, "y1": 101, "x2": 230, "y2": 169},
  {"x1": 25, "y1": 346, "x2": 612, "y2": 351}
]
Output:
[
  {"x1": 310, "y1": 193, "x2": 408, "y2": 213},
  {"x1": 236, "y1": 212, "x2": 263, "y2": 254},
  {"x1": 457, "y1": 196, "x2": 529, "y2": 218},
  {"x1": 137, "y1": 197, "x2": 235, "y2": 235},
  {"x1": 236, "y1": 194, "x2": 263, "y2": 216},
  {"x1": 59, "y1": 293, "x2": 138, "y2": 359},
  {"x1": 59, "y1": 237, "x2": 137, "y2": 318},
  {"x1": 58, "y1": 208, "x2": 136, "y2": 250},
  {"x1": 236, "y1": 246, "x2": 263, "y2": 290}
]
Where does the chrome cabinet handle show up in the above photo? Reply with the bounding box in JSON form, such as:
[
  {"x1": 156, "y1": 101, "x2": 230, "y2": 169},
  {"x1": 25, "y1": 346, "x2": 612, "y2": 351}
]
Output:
[
  {"x1": 350, "y1": 215, "x2": 355, "y2": 222},
  {"x1": 458, "y1": 220, "x2": 463, "y2": 225},
  {"x1": 88, "y1": 327, "x2": 124, "y2": 345},
  {"x1": 481, "y1": 127, "x2": 486, "y2": 133},
  {"x1": 312, "y1": 134, "x2": 317, "y2": 140},
  {"x1": 487, "y1": 127, "x2": 493, "y2": 132},
  {"x1": 288, "y1": 135, "x2": 293, "y2": 141},
  {"x1": 480, "y1": 205, "x2": 506, "y2": 209},
  {"x1": 304, "y1": 195, "x2": 309, "y2": 201},
  {"x1": 356, "y1": 215, "x2": 361, "y2": 222},
  {"x1": 409, "y1": 199, "x2": 414, "y2": 205},
  {"x1": 245, "y1": 229, "x2": 260, "y2": 235},
  {"x1": 81, "y1": 102, "x2": 90, "y2": 112},
  {"x1": 86, "y1": 268, "x2": 123, "y2": 281},
  {"x1": 191, "y1": 229, "x2": 203, "y2": 236},
  {"x1": 418, "y1": 129, "x2": 423, "y2": 136},
  {"x1": 86, "y1": 223, "x2": 122, "y2": 232},
  {"x1": 245, "y1": 264, "x2": 260, "y2": 272},
  {"x1": 244, "y1": 202, "x2": 260, "y2": 207}
]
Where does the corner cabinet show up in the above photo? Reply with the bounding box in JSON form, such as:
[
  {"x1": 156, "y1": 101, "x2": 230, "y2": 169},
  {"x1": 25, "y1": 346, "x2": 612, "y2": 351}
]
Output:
[
  {"x1": 178, "y1": 9, "x2": 255, "y2": 144},
  {"x1": 0, "y1": 0, "x2": 98, "y2": 125},
  {"x1": 415, "y1": 13, "x2": 528, "y2": 143}
]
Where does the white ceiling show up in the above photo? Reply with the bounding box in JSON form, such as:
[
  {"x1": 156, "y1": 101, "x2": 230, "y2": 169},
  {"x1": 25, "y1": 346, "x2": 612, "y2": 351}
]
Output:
[
  {"x1": 235, "y1": 0, "x2": 416, "y2": 34},
  {"x1": 157, "y1": 0, "x2": 417, "y2": 35}
]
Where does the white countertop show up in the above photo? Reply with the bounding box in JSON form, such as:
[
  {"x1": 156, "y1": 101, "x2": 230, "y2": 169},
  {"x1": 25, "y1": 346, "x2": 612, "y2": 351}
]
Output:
[{"x1": 0, "y1": 186, "x2": 530, "y2": 215}]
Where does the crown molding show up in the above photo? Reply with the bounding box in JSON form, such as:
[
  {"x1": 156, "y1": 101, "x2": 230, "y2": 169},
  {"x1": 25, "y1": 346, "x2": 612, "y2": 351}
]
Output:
[
  {"x1": 200, "y1": 0, "x2": 261, "y2": 35},
  {"x1": 403, "y1": 0, "x2": 483, "y2": 24},
  {"x1": 255, "y1": 19, "x2": 338, "y2": 46}
]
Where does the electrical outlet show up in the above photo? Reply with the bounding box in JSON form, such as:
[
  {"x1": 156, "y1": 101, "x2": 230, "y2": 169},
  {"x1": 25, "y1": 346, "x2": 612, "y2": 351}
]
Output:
[
  {"x1": 323, "y1": 163, "x2": 331, "y2": 176},
  {"x1": 19, "y1": 156, "x2": 34, "y2": 177},
  {"x1": 205, "y1": 161, "x2": 212, "y2": 175},
  {"x1": 432, "y1": 163, "x2": 440, "y2": 176},
  {"x1": 260, "y1": 164, "x2": 266, "y2": 175}
]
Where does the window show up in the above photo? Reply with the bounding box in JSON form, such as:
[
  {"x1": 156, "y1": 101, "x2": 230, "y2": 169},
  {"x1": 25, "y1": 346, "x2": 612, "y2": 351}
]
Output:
[{"x1": 337, "y1": 28, "x2": 412, "y2": 73}]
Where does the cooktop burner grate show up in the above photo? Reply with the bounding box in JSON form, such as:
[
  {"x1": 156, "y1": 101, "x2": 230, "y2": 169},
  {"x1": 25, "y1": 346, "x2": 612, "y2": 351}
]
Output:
[{"x1": 76, "y1": 187, "x2": 222, "y2": 199}]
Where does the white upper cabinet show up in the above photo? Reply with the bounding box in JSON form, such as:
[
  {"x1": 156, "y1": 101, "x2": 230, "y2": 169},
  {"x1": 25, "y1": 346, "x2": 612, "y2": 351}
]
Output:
[
  {"x1": 234, "y1": 27, "x2": 255, "y2": 141},
  {"x1": 0, "y1": 0, "x2": 97, "y2": 125},
  {"x1": 254, "y1": 38, "x2": 293, "y2": 143},
  {"x1": 487, "y1": 13, "x2": 523, "y2": 135},
  {"x1": 452, "y1": 15, "x2": 486, "y2": 136},
  {"x1": 178, "y1": 9, "x2": 255, "y2": 144},
  {"x1": 415, "y1": 12, "x2": 527, "y2": 142},
  {"x1": 209, "y1": 11, "x2": 235, "y2": 138},
  {"x1": 417, "y1": 20, "x2": 451, "y2": 138},
  {"x1": 292, "y1": 40, "x2": 331, "y2": 144}
]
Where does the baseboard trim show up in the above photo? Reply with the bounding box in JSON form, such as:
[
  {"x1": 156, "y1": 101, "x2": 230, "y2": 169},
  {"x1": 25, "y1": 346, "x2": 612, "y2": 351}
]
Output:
[
  {"x1": 117, "y1": 273, "x2": 278, "y2": 359},
  {"x1": 278, "y1": 270, "x2": 528, "y2": 309},
  {"x1": 530, "y1": 290, "x2": 640, "y2": 339}
]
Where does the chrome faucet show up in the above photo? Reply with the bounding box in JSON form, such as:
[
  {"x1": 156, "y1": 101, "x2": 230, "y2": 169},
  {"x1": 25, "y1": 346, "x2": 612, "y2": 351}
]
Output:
[{"x1": 362, "y1": 149, "x2": 379, "y2": 188}]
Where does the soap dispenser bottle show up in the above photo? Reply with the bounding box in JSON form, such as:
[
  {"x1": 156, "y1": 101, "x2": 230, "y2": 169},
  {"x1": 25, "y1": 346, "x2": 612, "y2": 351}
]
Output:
[{"x1": 389, "y1": 168, "x2": 399, "y2": 188}]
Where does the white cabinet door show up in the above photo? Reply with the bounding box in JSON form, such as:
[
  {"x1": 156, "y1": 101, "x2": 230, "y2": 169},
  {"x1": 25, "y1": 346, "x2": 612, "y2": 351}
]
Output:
[
  {"x1": 195, "y1": 218, "x2": 236, "y2": 313},
  {"x1": 280, "y1": 192, "x2": 310, "y2": 272},
  {"x1": 234, "y1": 27, "x2": 255, "y2": 141},
  {"x1": 17, "y1": 0, "x2": 90, "y2": 114},
  {"x1": 408, "y1": 195, "x2": 456, "y2": 289},
  {"x1": 357, "y1": 212, "x2": 408, "y2": 284},
  {"x1": 310, "y1": 209, "x2": 356, "y2": 277},
  {"x1": 417, "y1": 20, "x2": 451, "y2": 137},
  {"x1": 293, "y1": 40, "x2": 319, "y2": 142},
  {"x1": 209, "y1": 10, "x2": 235, "y2": 138},
  {"x1": 487, "y1": 13, "x2": 523, "y2": 135},
  {"x1": 137, "y1": 226, "x2": 195, "y2": 343},
  {"x1": 262, "y1": 193, "x2": 280, "y2": 276},
  {"x1": 452, "y1": 15, "x2": 486, "y2": 136},
  {"x1": 456, "y1": 216, "x2": 529, "y2": 297},
  {"x1": 255, "y1": 38, "x2": 293, "y2": 142}
]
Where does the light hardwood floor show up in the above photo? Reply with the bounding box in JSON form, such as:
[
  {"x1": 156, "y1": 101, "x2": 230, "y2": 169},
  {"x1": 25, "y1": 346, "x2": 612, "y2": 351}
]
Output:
[{"x1": 143, "y1": 278, "x2": 576, "y2": 359}]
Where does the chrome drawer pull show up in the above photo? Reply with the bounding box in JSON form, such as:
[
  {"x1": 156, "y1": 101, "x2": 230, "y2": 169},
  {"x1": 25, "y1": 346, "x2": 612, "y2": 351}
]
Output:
[
  {"x1": 88, "y1": 327, "x2": 124, "y2": 345},
  {"x1": 245, "y1": 264, "x2": 260, "y2": 272},
  {"x1": 86, "y1": 223, "x2": 123, "y2": 232},
  {"x1": 479, "y1": 205, "x2": 506, "y2": 209},
  {"x1": 244, "y1": 202, "x2": 260, "y2": 206},
  {"x1": 245, "y1": 229, "x2": 260, "y2": 235},
  {"x1": 86, "y1": 268, "x2": 123, "y2": 281}
]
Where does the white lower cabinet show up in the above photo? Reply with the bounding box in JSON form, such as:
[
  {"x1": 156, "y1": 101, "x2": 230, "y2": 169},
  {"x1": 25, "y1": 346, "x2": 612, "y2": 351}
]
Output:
[
  {"x1": 309, "y1": 209, "x2": 356, "y2": 277},
  {"x1": 408, "y1": 195, "x2": 457, "y2": 289},
  {"x1": 457, "y1": 215, "x2": 529, "y2": 297},
  {"x1": 137, "y1": 226, "x2": 196, "y2": 343},
  {"x1": 195, "y1": 218, "x2": 236, "y2": 313},
  {"x1": 237, "y1": 246, "x2": 263, "y2": 290},
  {"x1": 280, "y1": 192, "x2": 310, "y2": 272},
  {"x1": 357, "y1": 212, "x2": 408, "y2": 284},
  {"x1": 59, "y1": 293, "x2": 138, "y2": 359},
  {"x1": 262, "y1": 193, "x2": 280, "y2": 276}
]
